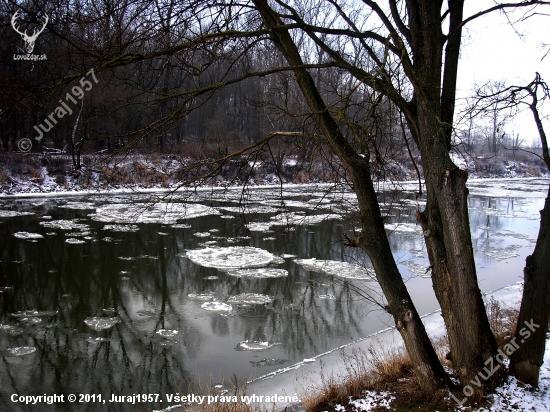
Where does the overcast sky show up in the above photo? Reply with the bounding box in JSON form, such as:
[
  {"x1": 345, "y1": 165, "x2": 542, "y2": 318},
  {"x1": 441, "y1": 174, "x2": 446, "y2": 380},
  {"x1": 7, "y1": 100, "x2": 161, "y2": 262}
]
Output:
[{"x1": 456, "y1": 2, "x2": 549, "y2": 143}]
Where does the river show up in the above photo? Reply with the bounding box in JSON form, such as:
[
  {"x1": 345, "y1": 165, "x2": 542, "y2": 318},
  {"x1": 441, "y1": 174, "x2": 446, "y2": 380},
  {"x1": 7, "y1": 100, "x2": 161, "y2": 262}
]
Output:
[{"x1": 0, "y1": 178, "x2": 547, "y2": 411}]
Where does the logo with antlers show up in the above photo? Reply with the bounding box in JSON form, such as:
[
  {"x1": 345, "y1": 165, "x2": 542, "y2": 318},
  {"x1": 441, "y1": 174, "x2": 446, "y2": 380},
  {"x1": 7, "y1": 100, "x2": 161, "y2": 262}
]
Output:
[{"x1": 11, "y1": 11, "x2": 48, "y2": 54}]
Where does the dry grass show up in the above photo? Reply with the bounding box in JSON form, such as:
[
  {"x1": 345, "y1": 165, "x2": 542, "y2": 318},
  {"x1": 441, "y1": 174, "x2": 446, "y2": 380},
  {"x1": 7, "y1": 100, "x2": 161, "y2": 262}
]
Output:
[
  {"x1": 486, "y1": 297, "x2": 520, "y2": 347},
  {"x1": 302, "y1": 345, "x2": 449, "y2": 412},
  {"x1": 303, "y1": 300, "x2": 524, "y2": 412},
  {"x1": 28, "y1": 168, "x2": 44, "y2": 184}
]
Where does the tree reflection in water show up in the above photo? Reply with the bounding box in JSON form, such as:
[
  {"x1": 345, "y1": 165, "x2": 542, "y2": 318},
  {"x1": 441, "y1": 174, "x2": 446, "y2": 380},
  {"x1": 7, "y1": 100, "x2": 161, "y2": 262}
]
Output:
[{"x1": 0, "y1": 188, "x2": 538, "y2": 411}]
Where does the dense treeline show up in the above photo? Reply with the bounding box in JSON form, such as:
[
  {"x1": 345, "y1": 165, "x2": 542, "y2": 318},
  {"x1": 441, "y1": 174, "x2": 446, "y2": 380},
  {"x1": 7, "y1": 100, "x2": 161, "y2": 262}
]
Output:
[{"x1": 0, "y1": 0, "x2": 411, "y2": 168}]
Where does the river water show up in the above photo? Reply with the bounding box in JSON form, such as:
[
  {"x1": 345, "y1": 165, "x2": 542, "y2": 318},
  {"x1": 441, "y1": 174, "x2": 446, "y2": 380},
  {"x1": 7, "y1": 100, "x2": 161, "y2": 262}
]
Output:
[{"x1": 0, "y1": 178, "x2": 547, "y2": 411}]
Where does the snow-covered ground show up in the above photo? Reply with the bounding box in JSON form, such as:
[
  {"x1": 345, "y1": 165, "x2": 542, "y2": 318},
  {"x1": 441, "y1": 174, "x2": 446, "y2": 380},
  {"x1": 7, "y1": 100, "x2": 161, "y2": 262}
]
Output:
[
  {"x1": 243, "y1": 283, "x2": 550, "y2": 412},
  {"x1": 1, "y1": 152, "x2": 547, "y2": 197}
]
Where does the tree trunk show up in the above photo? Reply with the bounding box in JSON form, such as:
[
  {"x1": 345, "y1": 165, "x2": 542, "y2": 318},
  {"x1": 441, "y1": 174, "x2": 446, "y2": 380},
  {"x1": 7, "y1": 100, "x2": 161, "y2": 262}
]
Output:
[
  {"x1": 510, "y1": 85, "x2": 550, "y2": 386},
  {"x1": 252, "y1": 0, "x2": 448, "y2": 392},
  {"x1": 351, "y1": 161, "x2": 449, "y2": 392},
  {"x1": 416, "y1": 159, "x2": 497, "y2": 388},
  {"x1": 407, "y1": 0, "x2": 497, "y2": 389},
  {"x1": 509, "y1": 188, "x2": 550, "y2": 387}
]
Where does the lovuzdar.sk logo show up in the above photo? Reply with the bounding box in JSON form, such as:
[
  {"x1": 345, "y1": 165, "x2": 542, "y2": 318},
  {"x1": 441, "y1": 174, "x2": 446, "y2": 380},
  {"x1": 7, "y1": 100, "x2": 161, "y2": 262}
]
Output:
[{"x1": 11, "y1": 10, "x2": 48, "y2": 61}]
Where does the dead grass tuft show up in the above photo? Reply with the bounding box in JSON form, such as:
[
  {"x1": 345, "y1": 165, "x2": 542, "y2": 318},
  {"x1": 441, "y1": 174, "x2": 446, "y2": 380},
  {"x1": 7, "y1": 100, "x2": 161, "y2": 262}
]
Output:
[
  {"x1": 302, "y1": 345, "x2": 448, "y2": 412},
  {"x1": 303, "y1": 300, "x2": 526, "y2": 412},
  {"x1": 486, "y1": 297, "x2": 520, "y2": 347}
]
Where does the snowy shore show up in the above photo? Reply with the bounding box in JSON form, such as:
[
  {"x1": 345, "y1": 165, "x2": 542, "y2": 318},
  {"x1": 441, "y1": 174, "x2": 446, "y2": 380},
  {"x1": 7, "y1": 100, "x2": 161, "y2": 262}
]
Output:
[{"x1": 245, "y1": 283, "x2": 550, "y2": 411}]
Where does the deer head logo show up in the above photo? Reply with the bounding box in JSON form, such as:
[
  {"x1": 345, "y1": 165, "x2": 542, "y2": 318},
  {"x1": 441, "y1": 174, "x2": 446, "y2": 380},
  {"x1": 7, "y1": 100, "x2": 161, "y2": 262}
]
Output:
[{"x1": 11, "y1": 11, "x2": 48, "y2": 54}]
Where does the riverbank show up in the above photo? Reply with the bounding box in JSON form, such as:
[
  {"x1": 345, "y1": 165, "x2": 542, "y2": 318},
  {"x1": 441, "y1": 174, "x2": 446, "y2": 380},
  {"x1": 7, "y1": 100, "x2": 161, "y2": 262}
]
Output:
[
  {"x1": 148, "y1": 282, "x2": 550, "y2": 412},
  {"x1": 1, "y1": 150, "x2": 548, "y2": 197},
  {"x1": 245, "y1": 283, "x2": 549, "y2": 411}
]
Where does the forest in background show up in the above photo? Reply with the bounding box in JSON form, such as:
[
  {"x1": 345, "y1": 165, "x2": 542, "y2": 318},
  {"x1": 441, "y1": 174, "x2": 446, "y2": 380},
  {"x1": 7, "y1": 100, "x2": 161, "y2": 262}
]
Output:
[{"x1": 0, "y1": 0, "x2": 547, "y2": 194}]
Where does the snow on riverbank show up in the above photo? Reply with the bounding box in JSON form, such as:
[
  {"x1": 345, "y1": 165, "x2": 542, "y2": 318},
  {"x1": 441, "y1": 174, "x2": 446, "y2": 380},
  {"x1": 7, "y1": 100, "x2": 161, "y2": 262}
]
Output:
[
  {"x1": 1, "y1": 176, "x2": 549, "y2": 200},
  {"x1": 0, "y1": 149, "x2": 548, "y2": 198},
  {"x1": 244, "y1": 283, "x2": 550, "y2": 412}
]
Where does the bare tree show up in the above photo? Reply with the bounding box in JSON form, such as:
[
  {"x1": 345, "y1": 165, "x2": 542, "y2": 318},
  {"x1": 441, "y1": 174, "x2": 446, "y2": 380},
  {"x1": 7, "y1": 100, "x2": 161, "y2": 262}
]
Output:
[
  {"x1": 4, "y1": 0, "x2": 550, "y2": 398},
  {"x1": 465, "y1": 73, "x2": 549, "y2": 387}
]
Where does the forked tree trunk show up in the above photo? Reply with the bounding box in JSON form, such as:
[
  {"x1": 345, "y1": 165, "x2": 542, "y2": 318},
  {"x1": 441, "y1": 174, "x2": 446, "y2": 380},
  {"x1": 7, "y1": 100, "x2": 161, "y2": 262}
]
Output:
[
  {"x1": 252, "y1": 0, "x2": 448, "y2": 392},
  {"x1": 407, "y1": 1, "x2": 497, "y2": 390},
  {"x1": 510, "y1": 88, "x2": 550, "y2": 386},
  {"x1": 509, "y1": 188, "x2": 550, "y2": 386},
  {"x1": 416, "y1": 159, "x2": 497, "y2": 389}
]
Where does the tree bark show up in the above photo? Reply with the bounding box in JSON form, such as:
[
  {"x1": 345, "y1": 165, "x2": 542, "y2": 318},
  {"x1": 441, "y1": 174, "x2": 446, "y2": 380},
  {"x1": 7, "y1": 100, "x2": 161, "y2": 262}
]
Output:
[
  {"x1": 510, "y1": 79, "x2": 550, "y2": 386},
  {"x1": 252, "y1": 0, "x2": 448, "y2": 392},
  {"x1": 407, "y1": 0, "x2": 497, "y2": 389},
  {"x1": 509, "y1": 188, "x2": 550, "y2": 387}
]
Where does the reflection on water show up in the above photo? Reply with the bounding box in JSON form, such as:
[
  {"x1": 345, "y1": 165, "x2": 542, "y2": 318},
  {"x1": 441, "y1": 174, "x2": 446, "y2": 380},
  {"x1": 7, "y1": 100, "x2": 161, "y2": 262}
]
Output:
[{"x1": 0, "y1": 179, "x2": 547, "y2": 411}]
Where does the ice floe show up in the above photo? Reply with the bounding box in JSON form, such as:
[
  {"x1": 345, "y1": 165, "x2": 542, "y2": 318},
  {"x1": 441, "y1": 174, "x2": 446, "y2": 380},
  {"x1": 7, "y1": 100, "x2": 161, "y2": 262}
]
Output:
[
  {"x1": 477, "y1": 225, "x2": 492, "y2": 231},
  {"x1": 186, "y1": 247, "x2": 279, "y2": 269},
  {"x1": 40, "y1": 220, "x2": 90, "y2": 231},
  {"x1": 198, "y1": 240, "x2": 218, "y2": 247},
  {"x1": 11, "y1": 310, "x2": 58, "y2": 319},
  {"x1": 17, "y1": 317, "x2": 42, "y2": 324},
  {"x1": 294, "y1": 258, "x2": 375, "y2": 280},
  {"x1": 103, "y1": 224, "x2": 140, "y2": 232},
  {"x1": 225, "y1": 268, "x2": 289, "y2": 278},
  {"x1": 91, "y1": 203, "x2": 220, "y2": 224},
  {"x1": 0, "y1": 211, "x2": 34, "y2": 217},
  {"x1": 493, "y1": 230, "x2": 533, "y2": 241},
  {"x1": 86, "y1": 337, "x2": 111, "y2": 343},
  {"x1": 200, "y1": 301, "x2": 233, "y2": 312},
  {"x1": 13, "y1": 232, "x2": 43, "y2": 240},
  {"x1": 227, "y1": 293, "x2": 274, "y2": 305},
  {"x1": 384, "y1": 222, "x2": 421, "y2": 234},
  {"x1": 159, "y1": 339, "x2": 178, "y2": 347},
  {"x1": 250, "y1": 358, "x2": 288, "y2": 367},
  {"x1": 0, "y1": 324, "x2": 24, "y2": 336},
  {"x1": 65, "y1": 231, "x2": 91, "y2": 237},
  {"x1": 246, "y1": 212, "x2": 342, "y2": 232},
  {"x1": 155, "y1": 329, "x2": 179, "y2": 338},
  {"x1": 188, "y1": 293, "x2": 217, "y2": 301},
  {"x1": 59, "y1": 202, "x2": 95, "y2": 210},
  {"x1": 83, "y1": 317, "x2": 120, "y2": 331},
  {"x1": 236, "y1": 341, "x2": 280, "y2": 351},
  {"x1": 217, "y1": 205, "x2": 280, "y2": 214},
  {"x1": 401, "y1": 260, "x2": 432, "y2": 278},
  {"x1": 66, "y1": 238, "x2": 86, "y2": 244},
  {"x1": 6, "y1": 346, "x2": 36, "y2": 356},
  {"x1": 484, "y1": 248, "x2": 519, "y2": 260},
  {"x1": 317, "y1": 294, "x2": 336, "y2": 300}
]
